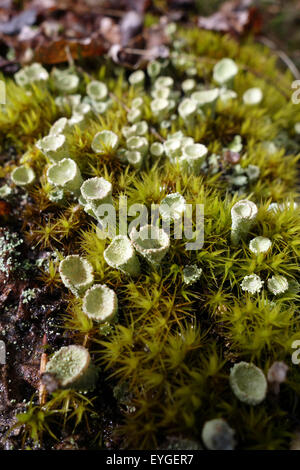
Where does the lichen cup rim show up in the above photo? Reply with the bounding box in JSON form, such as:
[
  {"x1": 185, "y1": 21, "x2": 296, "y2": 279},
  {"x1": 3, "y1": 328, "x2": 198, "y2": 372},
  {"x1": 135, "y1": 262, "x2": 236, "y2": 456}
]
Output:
[
  {"x1": 201, "y1": 418, "x2": 236, "y2": 450},
  {"x1": 178, "y1": 98, "x2": 197, "y2": 118},
  {"x1": 191, "y1": 88, "x2": 219, "y2": 105},
  {"x1": 130, "y1": 224, "x2": 170, "y2": 264},
  {"x1": 182, "y1": 142, "x2": 208, "y2": 160},
  {"x1": 240, "y1": 274, "x2": 263, "y2": 294},
  {"x1": 128, "y1": 70, "x2": 145, "y2": 85},
  {"x1": 213, "y1": 58, "x2": 238, "y2": 84},
  {"x1": 267, "y1": 274, "x2": 289, "y2": 295},
  {"x1": 150, "y1": 98, "x2": 169, "y2": 114},
  {"x1": 11, "y1": 165, "x2": 35, "y2": 186},
  {"x1": 81, "y1": 176, "x2": 112, "y2": 202},
  {"x1": 127, "y1": 108, "x2": 142, "y2": 123},
  {"x1": 126, "y1": 136, "x2": 149, "y2": 155},
  {"x1": 47, "y1": 158, "x2": 78, "y2": 187},
  {"x1": 150, "y1": 142, "x2": 164, "y2": 157},
  {"x1": 104, "y1": 235, "x2": 136, "y2": 268},
  {"x1": 249, "y1": 236, "x2": 272, "y2": 254},
  {"x1": 231, "y1": 199, "x2": 258, "y2": 220},
  {"x1": 55, "y1": 73, "x2": 79, "y2": 93},
  {"x1": 164, "y1": 138, "x2": 181, "y2": 156},
  {"x1": 49, "y1": 117, "x2": 69, "y2": 136},
  {"x1": 243, "y1": 87, "x2": 263, "y2": 105},
  {"x1": 125, "y1": 150, "x2": 143, "y2": 168},
  {"x1": 59, "y1": 255, "x2": 94, "y2": 294},
  {"x1": 159, "y1": 192, "x2": 186, "y2": 222},
  {"x1": 151, "y1": 87, "x2": 171, "y2": 100},
  {"x1": 36, "y1": 133, "x2": 66, "y2": 153},
  {"x1": 229, "y1": 361, "x2": 267, "y2": 405},
  {"x1": 154, "y1": 75, "x2": 174, "y2": 88},
  {"x1": 86, "y1": 80, "x2": 108, "y2": 101},
  {"x1": 131, "y1": 120, "x2": 148, "y2": 136},
  {"x1": 83, "y1": 284, "x2": 118, "y2": 323},
  {"x1": 91, "y1": 130, "x2": 119, "y2": 154},
  {"x1": 45, "y1": 345, "x2": 91, "y2": 388}
]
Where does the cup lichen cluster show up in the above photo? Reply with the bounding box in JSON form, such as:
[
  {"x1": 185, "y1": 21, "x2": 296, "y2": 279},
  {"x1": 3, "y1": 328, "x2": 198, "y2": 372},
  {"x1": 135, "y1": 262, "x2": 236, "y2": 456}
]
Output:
[{"x1": 1, "y1": 21, "x2": 300, "y2": 450}]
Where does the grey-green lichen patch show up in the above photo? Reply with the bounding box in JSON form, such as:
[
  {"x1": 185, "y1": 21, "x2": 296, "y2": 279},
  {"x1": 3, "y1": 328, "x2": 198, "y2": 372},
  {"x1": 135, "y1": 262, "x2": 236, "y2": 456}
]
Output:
[
  {"x1": 0, "y1": 230, "x2": 24, "y2": 276},
  {"x1": 202, "y1": 418, "x2": 236, "y2": 450},
  {"x1": 0, "y1": 184, "x2": 12, "y2": 199},
  {"x1": 182, "y1": 265, "x2": 203, "y2": 285},
  {"x1": 21, "y1": 288, "x2": 38, "y2": 304},
  {"x1": 161, "y1": 437, "x2": 203, "y2": 450}
]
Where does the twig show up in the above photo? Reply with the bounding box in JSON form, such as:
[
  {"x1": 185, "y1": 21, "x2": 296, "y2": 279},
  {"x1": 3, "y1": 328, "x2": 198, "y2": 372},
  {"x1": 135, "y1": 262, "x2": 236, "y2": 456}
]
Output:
[
  {"x1": 123, "y1": 47, "x2": 157, "y2": 57},
  {"x1": 65, "y1": 45, "x2": 75, "y2": 69},
  {"x1": 39, "y1": 334, "x2": 48, "y2": 406},
  {"x1": 109, "y1": 91, "x2": 130, "y2": 112},
  {"x1": 83, "y1": 333, "x2": 89, "y2": 348},
  {"x1": 74, "y1": 7, "x2": 126, "y2": 18},
  {"x1": 150, "y1": 127, "x2": 165, "y2": 142},
  {"x1": 257, "y1": 36, "x2": 300, "y2": 80}
]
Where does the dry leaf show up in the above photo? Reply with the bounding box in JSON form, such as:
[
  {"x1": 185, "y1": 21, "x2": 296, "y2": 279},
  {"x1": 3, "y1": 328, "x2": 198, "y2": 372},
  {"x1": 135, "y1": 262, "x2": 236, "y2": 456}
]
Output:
[
  {"x1": 34, "y1": 36, "x2": 107, "y2": 64},
  {"x1": 198, "y1": 0, "x2": 262, "y2": 36}
]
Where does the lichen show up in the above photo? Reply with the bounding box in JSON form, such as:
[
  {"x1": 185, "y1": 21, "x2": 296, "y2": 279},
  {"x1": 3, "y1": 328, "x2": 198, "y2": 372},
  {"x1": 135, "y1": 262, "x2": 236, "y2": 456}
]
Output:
[{"x1": 1, "y1": 23, "x2": 300, "y2": 450}]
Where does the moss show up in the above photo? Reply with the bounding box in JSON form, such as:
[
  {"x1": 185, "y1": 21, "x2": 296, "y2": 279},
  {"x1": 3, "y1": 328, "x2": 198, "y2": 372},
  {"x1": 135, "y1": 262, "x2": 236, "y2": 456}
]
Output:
[{"x1": 1, "y1": 25, "x2": 300, "y2": 450}]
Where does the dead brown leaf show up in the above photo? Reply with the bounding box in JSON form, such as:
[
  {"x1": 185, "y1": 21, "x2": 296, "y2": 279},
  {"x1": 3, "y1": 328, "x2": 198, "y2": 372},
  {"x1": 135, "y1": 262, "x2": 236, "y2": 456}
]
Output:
[
  {"x1": 198, "y1": 0, "x2": 262, "y2": 36},
  {"x1": 33, "y1": 36, "x2": 108, "y2": 64}
]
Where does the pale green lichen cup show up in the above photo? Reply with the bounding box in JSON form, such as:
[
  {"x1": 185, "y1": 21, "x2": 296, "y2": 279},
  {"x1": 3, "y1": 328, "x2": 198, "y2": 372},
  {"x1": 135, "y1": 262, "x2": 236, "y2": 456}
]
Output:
[
  {"x1": 36, "y1": 134, "x2": 68, "y2": 162},
  {"x1": 47, "y1": 158, "x2": 83, "y2": 194},
  {"x1": 86, "y1": 80, "x2": 108, "y2": 101},
  {"x1": 130, "y1": 225, "x2": 170, "y2": 265},
  {"x1": 59, "y1": 255, "x2": 94, "y2": 296},
  {"x1": 104, "y1": 235, "x2": 140, "y2": 277},
  {"x1": 229, "y1": 362, "x2": 267, "y2": 405},
  {"x1": 159, "y1": 193, "x2": 186, "y2": 222},
  {"x1": 83, "y1": 284, "x2": 118, "y2": 323},
  {"x1": 11, "y1": 165, "x2": 35, "y2": 187},
  {"x1": 80, "y1": 177, "x2": 113, "y2": 213},
  {"x1": 45, "y1": 345, "x2": 98, "y2": 391},
  {"x1": 179, "y1": 143, "x2": 208, "y2": 175},
  {"x1": 91, "y1": 130, "x2": 119, "y2": 154},
  {"x1": 231, "y1": 199, "x2": 258, "y2": 245}
]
